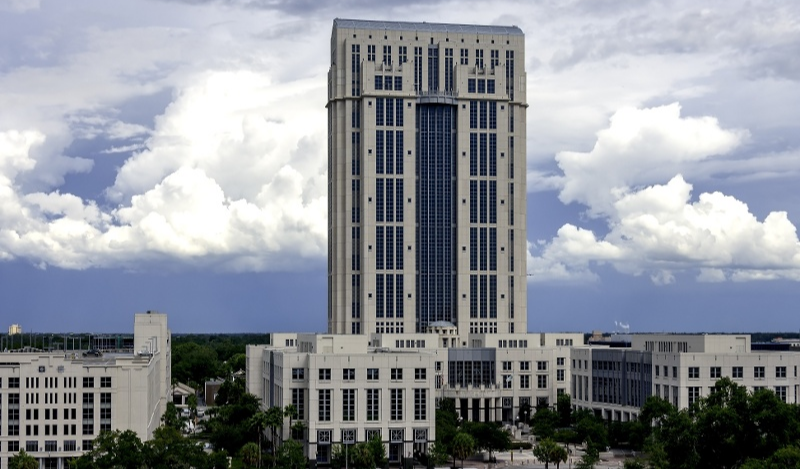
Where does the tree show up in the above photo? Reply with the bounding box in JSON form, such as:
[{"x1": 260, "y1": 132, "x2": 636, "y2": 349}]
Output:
[
  {"x1": 277, "y1": 439, "x2": 306, "y2": 469},
  {"x1": 623, "y1": 459, "x2": 646, "y2": 469},
  {"x1": 161, "y1": 402, "x2": 188, "y2": 432},
  {"x1": 426, "y1": 442, "x2": 450, "y2": 467},
  {"x1": 9, "y1": 450, "x2": 38, "y2": 469},
  {"x1": 284, "y1": 404, "x2": 298, "y2": 439},
  {"x1": 205, "y1": 379, "x2": 261, "y2": 455},
  {"x1": 557, "y1": 394, "x2": 572, "y2": 427},
  {"x1": 531, "y1": 407, "x2": 560, "y2": 440},
  {"x1": 575, "y1": 445, "x2": 599, "y2": 469},
  {"x1": 465, "y1": 422, "x2": 510, "y2": 460},
  {"x1": 171, "y1": 342, "x2": 220, "y2": 387},
  {"x1": 366, "y1": 433, "x2": 388, "y2": 468},
  {"x1": 574, "y1": 411, "x2": 608, "y2": 454},
  {"x1": 72, "y1": 430, "x2": 148, "y2": 469},
  {"x1": 146, "y1": 425, "x2": 209, "y2": 469},
  {"x1": 241, "y1": 442, "x2": 261, "y2": 469},
  {"x1": 187, "y1": 394, "x2": 199, "y2": 422},
  {"x1": 451, "y1": 432, "x2": 476, "y2": 468},
  {"x1": 265, "y1": 406, "x2": 285, "y2": 464},
  {"x1": 247, "y1": 410, "x2": 270, "y2": 468},
  {"x1": 435, "y1": 398, "x2": 460, "y2": 460},
  {"x1": 533, "y1": 438, "x2": 567, "y2": 469}
]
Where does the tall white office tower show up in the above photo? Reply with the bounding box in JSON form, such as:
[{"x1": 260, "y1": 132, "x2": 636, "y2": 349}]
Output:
[{"x1": 328, "y1": 19, "x2": 527, "y2": 339}]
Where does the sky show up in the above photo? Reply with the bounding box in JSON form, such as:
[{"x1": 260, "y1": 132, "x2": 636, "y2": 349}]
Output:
[{"x1": 1, "y1": 0, "x2": 799, "y2": 334}]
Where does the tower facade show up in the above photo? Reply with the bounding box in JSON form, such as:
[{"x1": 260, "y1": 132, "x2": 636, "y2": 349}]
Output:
[{"x1": 328, "y1": 19, "x2": 527, "y2": 338}]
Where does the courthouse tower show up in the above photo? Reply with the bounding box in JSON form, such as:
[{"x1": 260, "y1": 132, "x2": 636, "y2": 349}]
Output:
[{"x1": 328, "y1": 19, "x2": 527, "y2": 338}]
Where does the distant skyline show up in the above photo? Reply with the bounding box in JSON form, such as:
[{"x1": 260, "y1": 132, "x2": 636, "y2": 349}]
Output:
[{"x1": 1, "y1": 1, "x2": 800, "y2": 333}]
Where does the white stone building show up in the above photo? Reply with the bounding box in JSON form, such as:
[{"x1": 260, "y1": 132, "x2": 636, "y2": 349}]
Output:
[
  {"x1": 0, "y1": 312, "x2": 171, "y2": 469},
  {"x1": 571, "y1": 334, "x2": 800, "y2": 421},
  {"x1": 247, "y1": 334, "x2": 436, "y2": 465},
  {"x1": 246, "y1": 331, "x2": 583, "y2": 463}
]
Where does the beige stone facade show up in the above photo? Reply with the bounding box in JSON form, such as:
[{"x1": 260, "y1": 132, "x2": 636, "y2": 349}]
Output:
[
  {"x1": 327, "y1": 19, "x2": 528, "y2": 340},
  {"x1": 0, "y1": 312, "x2": 170, "y2": 468}
]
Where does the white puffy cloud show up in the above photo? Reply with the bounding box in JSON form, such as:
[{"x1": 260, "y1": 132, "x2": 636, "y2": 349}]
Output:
[
  {"x1": 0, "y1": 70, "x2": 327, "y2": 271},
  {"x1": 530, "y1": 174, "x2": 800, "y2": 283},
  {"x1": 555, "y1": 103, "x2": 747, "y2": 217},
  {"x1": 529, "y1": 101, "x2": 800, "y2": 284}
]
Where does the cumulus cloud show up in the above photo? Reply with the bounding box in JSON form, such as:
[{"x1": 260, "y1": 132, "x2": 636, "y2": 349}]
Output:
[
  {"x1": 0, "y1": 70, "x2": 327, "y2": 271},
  {"x1": 555, "y1": 103, "x2": 747, "y2": 217},
  {"x1": 529, "y1": 103, "x2": 800, "y2": 284},
  {"x1": 530, "y1": 174, "x2": 800, "y2": 284}
]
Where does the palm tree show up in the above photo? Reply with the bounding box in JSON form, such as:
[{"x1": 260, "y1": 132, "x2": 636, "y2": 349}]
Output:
[
  {"x1": 247, "y1": 410, "x2": 269, "y2": 468},
  {"x1": 284, "y1": 403, "x2": 298, "y2": 439},
  {"x1": 265, "y1": 406, "x2": 285, "y2": 466}
]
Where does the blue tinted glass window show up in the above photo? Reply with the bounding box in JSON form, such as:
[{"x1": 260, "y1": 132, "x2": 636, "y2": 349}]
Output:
[{"x1": 376, "y1": 130, "x2": 384, "y2": 174}]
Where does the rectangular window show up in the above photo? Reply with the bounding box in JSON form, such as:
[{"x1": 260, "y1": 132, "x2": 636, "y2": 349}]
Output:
[
  {"x1": 100, "y1": 377, "x2": 111, "y2": 388},
  {"x1": 318, "y1": 389, "x2": 331, "y2": 421},
  {"x1": 414, "y1": 389, "x2": 427, "y2": 420},
  {"x1": 710, "y1": 366, "x2": 721, "y2": 379},
  {"x1": 319, "y1": 369, "x2": 331, "y2": 381},
  {"x1": 391, "y1": 368, "x2": 403, "y2": 380},
  {"x1": 502, "y1": 375, "x2": 512, "y2": 389},
  {"x1": 367, "y1": 368, "x2": 379, "y2": 380},
  {"x1": 292, "y1": 388, "x2": 305, "y2": 420},
  {"x1": 343, "y1": 369, "x2": 355, "y2": 381},
  {"x1": 519, "y1": 361, "x2": 530, "y2": 371},
  {"x1": 537, "y1": 361, "x2": 548, "y2": 371},
  {"x1": 83, "y1": 377, "x2": 94, "y2": 388},
  {"x1": 537, "y1": 375, "x2": 548, "y2": 389},
  {"x1": 776, "y1": 366, "x2": 787, "y2": 378},
  {"x1": 688, "y1": 387, "x2": 701, "y2": 406},
  {"x1": 292, "y1": 368, "x2": 305, "y2": 380},
  {"x1": 732, "y1": 366, "x2": 743, "y2": 379},
  {"x1": 663, "y1": 366, "x2": 668, "y2": 377},
  {"x1": 754, "y1": 366, "x2": 765, "y2": 379},
  {"x1": 10, "y1": 377, "x2": 20, "y2": 388},
  {"x1": 390, "y1": 389, "x2": 403, "y2": 421},
  {"x1": 557, "y1": 369, "x2": 565, "y2": 382},
  {"x1": 520, "y1": 375, "x2": 530, "y2": 389},
  {"x1": 775, "y1": 386, "x2": 788, "y2": 402},
  {"x1": 689, "y1": 367, "x2": 699, "y2": 379},
  {"x1": 415, "y1": 368, "x2": 426, "y2": 380},
  {"x1": 367, "y1": 389, "x2": 380, "y2": 421},
  {"x1": 557, "y1": 357, "x2": 565, "y2": 366},
  {"x1": 26, "y1": 441, "x2": 38, "y2": 452},
  {"x1": 64, "y1": 440, "x2": 77, "y2": 452},
  {"x1": 342, "y1": 389, "x2": 356, "y2": 421}
]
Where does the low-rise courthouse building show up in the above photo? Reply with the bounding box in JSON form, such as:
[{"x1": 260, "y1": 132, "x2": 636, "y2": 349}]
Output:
[
  {"x1": 571, "y1": 334, "x2": 800, "y2": 421},
  {"x1": 0, "y1": 312, "x2": 171, "y2": 469},
  {"x1": 246, "y1": 331, "x2": 582, "y2": 464}
]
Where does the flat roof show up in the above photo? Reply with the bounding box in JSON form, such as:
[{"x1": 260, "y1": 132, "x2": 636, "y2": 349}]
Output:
[{"x1": 333, "y1": 18, "x2": 523, "y2": 36}]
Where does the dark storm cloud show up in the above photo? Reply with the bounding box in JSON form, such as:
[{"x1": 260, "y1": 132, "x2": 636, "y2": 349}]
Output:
[
  {"x1": 155, "y1": 0, "x2": 446, "y2": 16},
  {"x1": 549, "y1": 2, "x2": 800, "y2": 79}
]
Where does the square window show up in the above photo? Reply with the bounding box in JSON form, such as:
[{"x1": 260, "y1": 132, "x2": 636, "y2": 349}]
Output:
[{"x1": 391, "y1": 368, "x2": 403, "y2": 380}]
